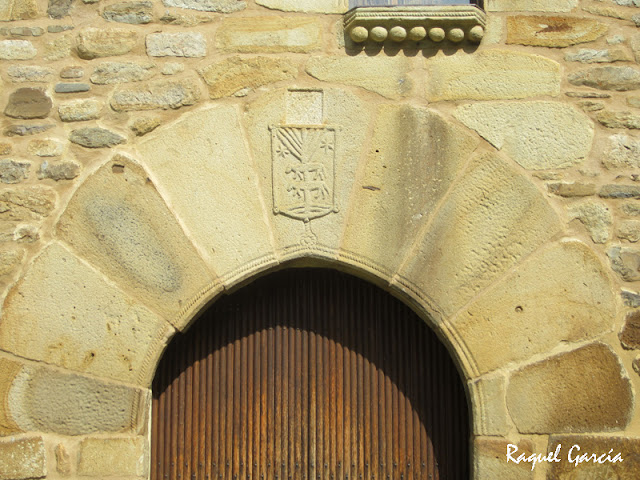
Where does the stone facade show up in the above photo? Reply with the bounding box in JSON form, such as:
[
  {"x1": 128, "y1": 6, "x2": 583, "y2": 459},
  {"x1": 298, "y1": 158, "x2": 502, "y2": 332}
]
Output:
[{"x1": 0, "y1": 0, "x2": 638, "y2": 479}]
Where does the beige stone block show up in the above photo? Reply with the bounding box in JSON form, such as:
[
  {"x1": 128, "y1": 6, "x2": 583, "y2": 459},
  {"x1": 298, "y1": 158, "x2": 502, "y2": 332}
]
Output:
[
  {"x1": 425, "y1": 50, "x2": 561, "y2": 101},
  {"x1": 506, "y1": 343, "x2": 633, "y2": 433},
  {"x1": 76, "y1": 28, "x2": 138, "y2": 60},
  {"x1": 199, "y1": 56, "x2": 298, "y2": 99},
  {"x1": 110, "y1": 78, "x2": 201, "y2": 111},
  {"x1": 454, "y1": 101, "x2": 593, "y2": 170},
  {"x1": 216, "y1": 17, "x2": 322, "y2": 53},
  {"x1": 0, "y1": 246, "x2": 23, "y2": 277},
  {"x1": 57, "y1": 155, "x2": 217, "y2": 325},
  {"x1": 44, "y1": 34, "x2": 72, "y2": 61},
  {"x1": 306, "y1": 55, "x2": 413, "y2": 100},
  {"x1": 474, "y1": 438, "x2": 534, "y2": 480},
  {"x1": 451, "y1": 241, "x2": 616, "y2": 375},
  {"x1": 0, "y1": 187, "x2": 56, "y2": 222},
  {"x1": 8, "y1": 363, "x2": 148, "y2": 435},
  {"x1": 486, "y1": 0, "x2": 577, "y2": 12},
  {"x1": 0, "y1": 435, "x2": 45, "y2": 480},
  {"x1": 243, "y1": 87, "x2": 371, "y2": 260},
  {"x1": 568, "y1": 201, "x2": 612, "y2": 244},
  {"x1": 77, "y1": 437, "x2": 145, "y2": 476},
  {"x1": 397, "y1": 152, "x2": 561, "y2": 318},
  {"x1": 470, "y1": 376, "x2": 510, "y2": 436},
  {"x1": 136, "y1": 105, "x2": 277, "y2": 284},
  {"x1": 0, "y1": 243, "x2": 173, "y2": 385},
  {"x1": 0, "y1": 0, "x2": 39, "y2": 20},
  {"x1": 58, "y1": 98, "x2": 103, "y2": 122},
  {"x1": 55, "y1": 444, "x2": 71, "y2": 475},
  {"x1": 256, "y1": 0, "x2": 347, "y2": 13},
  {"x1": 0, "y1": 356, "x2": 21, "y2": 435},
  {"x1": 507, "y1": 15, "x2": 607, "y2": 48},
  {"x1": 0, "y1": 40, "x2": 36, "y2": 60},
  {"x1": 341, "y1": 104, "x2": 479, "y2": 277}
]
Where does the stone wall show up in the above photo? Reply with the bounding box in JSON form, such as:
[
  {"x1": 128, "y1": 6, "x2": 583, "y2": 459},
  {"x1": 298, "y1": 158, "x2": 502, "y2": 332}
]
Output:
[{"x1": 0, "y1": 0, "x2": 639, "y2": 478}]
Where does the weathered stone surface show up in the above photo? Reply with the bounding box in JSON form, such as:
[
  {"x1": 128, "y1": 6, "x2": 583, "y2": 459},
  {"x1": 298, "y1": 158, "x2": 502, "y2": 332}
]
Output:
[
  {"x1": 425, "y1": 49, "x2": 560, "y2": 101},
  {"x1": 598, "y1": 110, "x2": 640, "y2": 129},
  {"x1": 69, "y1": 127, "x2": 125, "y2": 148},
  {"x1": 217, "y1": 17, "x2": 321, "y2": 53},
  {"x1": 569, "y1": 66, "x2": 640, "y2": 91},
  {"x1": 620, "y1": 310, "x2": 640, "y2": 349},
  {"x1": 398, "y1": 152, "x2": 561, "y2": 317},
  {"x1": 622, "y1": 202, "x2": 640, "y2": 216},
  {"x1": 256, "y1": 0, "x2": 345, "y2": 13},
  {"x1": 38, "y1": 160, "x2": 79, "y2": 180},
  {"x1": 0, "y1": 40, "x2": 36, "y2": 59},
  {"x1": 55, "y1": 444, "x2": 71, "y2": 475},
  {"x1": 162, "y1": 0, "x2": 245, "y2": 12},
  {"x1": 7, "y1": 65, "x2": 52, "y2": 82},
  {"x1": 600, "y1": 184, "x2": 640, "y2": 198},
  {"x1": 200, "y1": 56, "x2": 297, "y2": 99},
  {"x1": 8, "y1": 362, "x2": 148, "y2": 434},
  {"x1": 452, "y1": 241, "x2": 615, "y2": 374},
  {"x1": 608, "y1": 245, "x2": 640, "y2": 281},
  {"x1": 622, "y1": 289, "x2": 640, "y2": 307},
  {"x1": 471, "y1": 376, "x2": 509, "y2": 436},
  {"x1": 547, "y1": 182, "x2": 596, "y2": 197},
  {"x1": 60, "y1": 65, "x2": 83, "y2": 78},
  {"x1": 103, "y1": 1, "x2": 152, "y2": 24},
  {"x1": 0, "y1": 242, "x2": 173, "y2": 384},
  {"x1": 629, "y1": 96, "x2": 640, "y2": 108},
  {"x1": 568, "y1": 201, "x2": 612, "y2": 244},
  {"x1": 78, "y1": 437, "x2": 145, "y2": 476},
  {"x1": 0, "y1": 247, "x2": 23, "y2": 276},
  {"x1": 565, "y1": 48, "x2": 631, "y2": 63},
  {"x1": 44, "y1": 34, "x2": 71, "y2": 60},
  {"x1": 48, "y1": 0, "x2": 73, "y2": 18},
  {"x1": 0, "y1": 0, "x2": 39, "y2": 20},
  {"x1": 76, "y1": 28, "x2": 137, "y2": 59},
  {"x1": 58, "y1": 98, "x2": 103, "y2": 122},
  {"x1": 0, "y1": 142, "x2": 10, "y2": 154},
  {"x1": 342, "y1": 105, "x2": 479, "y2": 276},
  {"x1": 54, "y1": 82, "x2": 90, "y2": 93},
  {"x1": 146, "y1": 32, "x2": 206, "y2": 57},
  {"x1": 0, "y1": 26, "x2": 43, "y2": 36},
  {"x1": 58, "y1": 155, "x2": 217, "y2": 324},
  {"x1": 616, "y1": 0, "x2": 640, "y2": 5},
  {"x1": 307, "y1": 55, "x2": 412, "y2": 99},
  {"x1": 488, "y1": 0, "x2": 577, "y2": 12},
  {"x1": 0, "y1": 356, "x2": 22, "y2": 434},
  {"x1": 47, "y1": 24, "x2": 73, "y2": 33},
  {"x1": 604, "y1": 134, "x2": 640, "y2": 169},
  {"x1": 0, "y1": 435, "x2": 45, "y2": 480},
  {"x1": 0, "y1": 187, "x2": 55, "y2": 222},
  {"x1": 13, "y1": 225, "x2": 37, "y2": 243},
  {"x1": 474, "y1": 438, "x2": 534, "y2": 480},
  {"x1": 455, "y1": 101, "x2": 593, "y2": 170},
  {"x1": 161, "y1": 62, "x2": 184, "y2": 75},
  {"x1": 110, "y1": 79, "x2": 200, "y2": 111},
  {"x1": 159, "y1": 11, "x2": 212, "y2": 26},
  {"x1": 507, "y1": 344, "x2": 633, "y2": 433},
  {"x1": 137, "y1": 105, "x2": 276, "y2": 282},
  {"x1": 4, "y1": 88, "x2": 51, "y2": 119},
  {"x1": 130, "y1": 116, "x2": 160, "y2": 136},
  {"x1": 90, "y1": 61, "x2": 156, "y2": 84},
  {"x1": 507, "y1": 15, "x2": 607, "y2": 48},
  {"x1": 27, "y1": 138, "x2": 64, "y2": 157},
  {"x1": 618, "y1": 219, "x2": 640, "y2": 242},
  {"x1": 0, "y1": 159, "x2": 29, "y2": 184},
  {"x1": 548, "y1": 436, "x2": 640, "y2": 478},
  {"x1": 566, "y1": 91, "x2": 611, "y2": 98},
  {"x1": 4, "y1": 124, "x2": 53, "y2": 136},
  {"x1": 582, "y1": 5, "x2": 629, "y2": 20}
]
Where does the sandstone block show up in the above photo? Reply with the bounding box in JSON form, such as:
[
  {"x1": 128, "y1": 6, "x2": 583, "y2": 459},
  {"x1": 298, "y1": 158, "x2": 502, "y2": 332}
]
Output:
[
  {"x1": 618, "y1": 219, "x2": 640, "y2": 243},
  {"x1": 47, "y1": 24, "x2": 73, "y2": 33},
  {"x1": 161, "y1": 62, "x2": 184, "y2": 75},
  {"x1": 471, "y1": 377, "x2": 509, "y2": 436},
  {"x1": 57, "y1": 155, "x2": 217, "y2": 324},
  {"x1": 568, "y1": 201, "x2": 612, "y2": 243},
  {"x1": 161, "y1": 0, "x2": 245, "y2": 12},
  {"x1": 4, "y1": 88, "x2": 51, "y2": 119},
  {"x1": 600, "y1": 184, "x2": 640, "y2": 198},
  {"x1": 216, "y1": 17, "x2": 321, "y2": 53},
  {"x1": 38, "y1": 160, "x2": 80, "y2": 180},
  {"x1": 0, "y1": 187, "x2": 55, "y2": 222},
  {"x1": 0, "y1": 40, "x2": 36, "y2": 59},
  {"x1": 44, "y1": 34, "x2": 71, "y2": 60},
  {"x1": 569, "y1": 66, "x2": 640, "y2": 91},
  {"x1": 306, "y1": 55, "x2": 412, "y2": 99},
  {"x1": 398, "y1": 152, "x2": 561, "y2": 317},
  {"x1": 7, "y1": 65, "x2": 52, "y2": 82},
  {"x1": 547, "y1": 182, "x2": 596, "y2": 197},
  {"x1": 103, "y1": 1, "x2": 153, "y2": 24},
  {"x1": 620, "y1": 310, "x2": 640, "y2": 349},
  {"x1": 146, "y1": 32, "x2": 206, "y2": 57},
  {"x1": 608, "y1": 245, "x2": 640, "y2": 281},
  {"x1": 0, "y1": 143, "x2": 11, "y2": 155},
  {"x1": 487, "y1": 0, "x2": 577, "y2": 12},
  {"x1": 256, "y1": 0, "x2": 346, "y2": 13},
  {"x1": 507, "y1": 343, "x2": 633, "y2": 433},
  {"x1": 622, "y1": 202, "x2": 640, "y2": 216},
  {"x1": 598, "y1": 110, "x2": 640, "y2": 129},
  {"x1": 565, "y1": 48, "x2": 631, "y2": 63},
  {"x1": 48, "y1": 0, "x2": 73, "y2": 18},
  {"x1": 58, "y1": 98, "x2": 103, "y2": 122},
  {"x1": 70, "y1": 127, "x2": 125, "y2": 148},
  {"x1": 54, "y1": 82, "x2": 90, "y2": 93},
  {"x1": 0, "y1": 356, "x2": 22, "y2": 434},
  {"x1": 27, "y1": 138, "x2": 64, "y2": 157},
  {"x1": 507, "y1": 15, "x2": 607, "y2": 47},
  {"x1": 604, "y1": 134, "x2": 640, "y2": 169},
  {"x1": 60, "y1": 65, "x2": 83, "y2": 79},
  {"x1": 0, "y1": 159, "x2": 29, "y2": 183},
  {"x1": 130, "y1": 116, "x2": 160, "y2": 136},
  {"x1": 622, "y1": 289, "x2": 640, "y2": 307},
  {"x1": 90, "y1": 61, "x2": 156, "y2": 84},
  {"x1": 13, "y1": 225, "x2": 37, "y2": 243},
  {"x1": 4, "y1": 124, "x2": 53, "y2": 137},
  {"x1": 582, "y1": 5, "x2": 629, "y2": 20},
  {"x1": 451, "y1": 241, "x2": 615, "y2": 374},
  {"x1": 455, "y1": 101, "x2": 593, "y2": 170},
  {"x1": 0, "y1": 435, "x2": 45, "y2": 480},
  {"x1": 76, "y1": 28, "x2": 137, "y2": 59},
  {"x1": 160, "y1": 11, "x2": 212, "y2": 26},
  {"x1": 0, "y1": 0, "x2": 39, "y2": 20},
  {"x1": 425, "y1": 49, "x2": 560, "y2": 101},
  {"x1": 474, "y1": 438, "x2": 534, "y2": 480},
  {"x1": 110, "y1": 79, "x2": 200, "y2": 111},
  {"x1": 55, "y1": 444, "x2": 71, "y2": 475},
  {"x1": 78, "y1": 437, "x2": 145, "y2": 476},
  {"x1": 200, "y1": 56, "x2": 297, "y2": 99},
  {"x1": 0, "y1": 242, "x2": 174, "y2": 384}
]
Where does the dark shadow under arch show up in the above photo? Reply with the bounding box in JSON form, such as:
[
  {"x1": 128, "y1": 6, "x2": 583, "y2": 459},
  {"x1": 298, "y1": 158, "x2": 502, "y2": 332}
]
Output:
[{"x1": 152, "y1": 268, "x2": 470, "y2": 479}]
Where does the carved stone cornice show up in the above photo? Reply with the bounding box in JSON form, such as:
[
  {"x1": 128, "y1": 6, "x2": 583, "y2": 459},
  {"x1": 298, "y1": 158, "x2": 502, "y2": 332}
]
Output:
[{"x1": 344, "y1": 6, "x2": 487, "y2": 45}]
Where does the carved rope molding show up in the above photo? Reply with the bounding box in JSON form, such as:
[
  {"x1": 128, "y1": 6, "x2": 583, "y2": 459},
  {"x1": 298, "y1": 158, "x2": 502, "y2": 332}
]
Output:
[{"x1": 344, "y1": 6, "x2": 487, "y2": 44}]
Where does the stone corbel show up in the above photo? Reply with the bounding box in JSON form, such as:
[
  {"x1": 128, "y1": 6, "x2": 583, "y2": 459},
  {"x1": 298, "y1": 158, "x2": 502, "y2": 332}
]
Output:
[{"x1": 344, "y1": 5, "x2": 487, "y2": 45}]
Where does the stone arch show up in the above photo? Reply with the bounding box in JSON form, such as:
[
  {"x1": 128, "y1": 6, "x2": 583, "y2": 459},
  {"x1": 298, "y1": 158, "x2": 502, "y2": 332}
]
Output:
[{"x1": 0, "y1": 86, "x2": 632, "y2": 476}]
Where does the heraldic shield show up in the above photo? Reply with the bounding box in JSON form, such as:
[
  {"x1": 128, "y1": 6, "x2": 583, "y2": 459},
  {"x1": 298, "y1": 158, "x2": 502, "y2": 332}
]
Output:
[{"x1": 271, "y1": 126, "x2": 338, "y2": 222}]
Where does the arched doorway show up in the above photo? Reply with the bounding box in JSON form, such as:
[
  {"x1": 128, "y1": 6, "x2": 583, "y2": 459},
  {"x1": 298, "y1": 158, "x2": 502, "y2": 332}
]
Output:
[{"x1": 151, "y1": 269, "x2": 470, "y2": 479}]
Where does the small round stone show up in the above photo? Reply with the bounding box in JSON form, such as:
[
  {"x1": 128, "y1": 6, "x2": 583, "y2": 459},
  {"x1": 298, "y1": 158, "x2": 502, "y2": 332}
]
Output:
[
  {"x1": 370, "y1": 26, "x2": 388, "y2": 43},
  {"x1": 447, "y1": 28, "x2": 465, "y2": 43},
  {"x1": 408, "y1": 26, "x2": 427, "y2": 41},
  {"x1": 389, "y1": 26, "x2": 407, "y2": 42},
  {"x1": 350, "y1": 26, "x2": 369, "y2": 43},
  {"x1": 428, "y1": 27, "x2": 445, "y2": 42},
  {"x1": 469, "y1": 25, "x2": 485, "y2": 43}
]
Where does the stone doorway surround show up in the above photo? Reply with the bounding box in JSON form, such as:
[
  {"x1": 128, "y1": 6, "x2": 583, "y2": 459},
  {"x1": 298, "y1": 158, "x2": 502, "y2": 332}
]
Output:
[{"x1": 0, "y1": 0, "x2": 638, "y2": 478}]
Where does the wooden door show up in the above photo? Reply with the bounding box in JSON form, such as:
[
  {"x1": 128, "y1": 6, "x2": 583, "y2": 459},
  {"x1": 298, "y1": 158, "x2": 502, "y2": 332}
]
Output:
[{"x1": 151, "y1": 269, "x2": 469, "y2": 480}]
